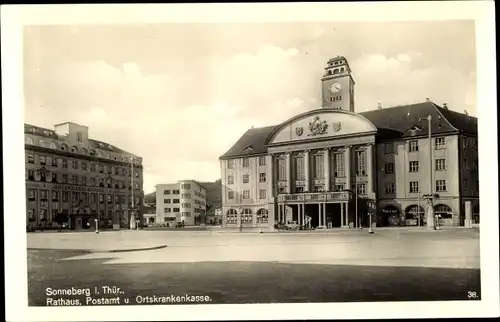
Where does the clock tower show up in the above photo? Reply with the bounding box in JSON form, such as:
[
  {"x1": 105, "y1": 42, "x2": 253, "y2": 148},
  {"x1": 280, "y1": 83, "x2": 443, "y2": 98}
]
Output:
[{"x1": 321, "y1": 56, "x2": 355, "y2": 112}]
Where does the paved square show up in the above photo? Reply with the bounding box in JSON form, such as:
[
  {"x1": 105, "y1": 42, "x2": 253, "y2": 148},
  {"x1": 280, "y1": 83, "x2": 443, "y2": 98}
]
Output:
[{"x1": 27, "y1": 229, "x2": 481, "y2": 305}]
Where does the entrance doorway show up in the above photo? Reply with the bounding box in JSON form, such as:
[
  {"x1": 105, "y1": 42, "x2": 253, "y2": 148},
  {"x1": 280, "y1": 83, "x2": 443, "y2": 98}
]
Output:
[
  {"x1": 405, "y1": 205, "x2": 425, "y2": 227},
  {"x1": 380, "y1": 205, "x2": 402, "y2": 227}
]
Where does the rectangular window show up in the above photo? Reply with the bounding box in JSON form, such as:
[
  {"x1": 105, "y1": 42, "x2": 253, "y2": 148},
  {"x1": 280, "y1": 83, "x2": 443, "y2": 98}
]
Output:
[
  {"x1": 436, "y1": 180, "x2": 447, "y2": 192},
  {"x1": 278, "y1": 187, "x2": 286, "y2": 194},
  {"x1": 259, "y1": 189, "x2": 266, "y2": 199},
  {"x1": 409, "y1": 161, "x2": 419, "y2": 172},
  {"x1": 28, "y1": 154, "x2": 34, "y2": 163},
  {"x1": 173, "y1": 199, "x2": 180, "y2": 203},
  {"x1": 62, "y1": 191, "x2": 69, "y2": 202},
  {"x1": 435, "y1": 137, "x2": 446, "y2": 149},
  {"x1": 384, "y1": 162, "x2": 394, "y2": 174},
  {"x1": 463, "y1": 179, "x2": 469, "y2": 191},
  {"x1": 435, "y1": 159, "x2": 447, "y2": 171},
  {"x1": 173, "y1": 208, "x2": 180, "y2": 212},
  {"x1": 278, "y1": 158, "x2": 286, "y2": 181},
  {"x1": 242, "y1": 174, "x2": 250, "y2": 183},
  {"x1": 243, "y1": 190, "x2": 250, "y2": 199},
  {"x1": 356, "y1": 183, "x2": 366, "y2": 195},
  {"x1": 181, "y1": 184, "x2": 191, "y2": 189},
  {"x1": 295, "y1": 187, "x2": 304, "y2": 193},
  {"x1": 409, "y1": 181, "x2": 419, "y2": 193},
  {"x1": 314, "y1": 185, "x2": 324, "y2": 192},
  {"x1": 164, "y1": 199, "x2": 171, "y2": 203},
  {"x1": 164, "y1": 190, "x2": 170, "y2": 195},
  {"x1": 355, "y1": 150, "x2": 366, "y2": 176},
  {"x1": 334, "y1": 153, "x2": 345, "y2": 177},
  {"x1": 227, "y1": 160, "x2": 234, "y2": 169},
  {"x1": 259, "y1": 173, "x2": 266, "y2": 183},
  {"x1": 242, "y1": 158, "x2": 250, "y2": 167},
  {"x1": 72, "y1": 160, "x2": 78, "y2": 170},
  {"x1": 52, "y1": 158, "x2": 58, "y2": 167},
  {"x1": 62, "y1": 159, "x2": 68, "y2": 168},
  {"x1": 164, "y1": 208, "x2": 171, "y2": 213},
  {"x1": 384, "y1": 143, "x2": 394, "y2": 154},
  {"x1": 172, "y1": 190, "x2": 180, "y2": 195},
  {"x1": 409, "y1": 140, "x2": 419, "y2": 152},
  {"x1": 259, "y1": 156, "x2": 266, "y2": 166},
  {"x1": 40, "y1": 156, "x2": 46, "y2": 165},
  {"x1": 314, "y1": 154, "x2": 324, "y2": 179},
  {"x1": 334, "y1": 184, "x2": 345, "y2": 191},
  {"x1": 227, "y1": 175, "x2": 234, "y2": 184},
  {"x1": 385, "y1": 182, "x2": 395, "y2": 194},
  {"x1": 181, "y1": 203, "x2": 191, "y2": 208},
  {"x1": 77, "y1": 132, "x2": 83, "y2": 142},
  {"x1": 295, "y1": 157, "x2": 304, "y2": 180},
  {"x1": 72, "y1": 175, "x2": 78, "y2": 184},
  {"x1": 228, "y1": 191, "x2": 234, "y2": 200}
]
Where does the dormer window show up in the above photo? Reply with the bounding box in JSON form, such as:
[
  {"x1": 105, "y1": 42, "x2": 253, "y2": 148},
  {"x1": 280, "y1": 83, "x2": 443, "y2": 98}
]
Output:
[
  {"x1": 71, "y1": 146, "x2": 78, "y2": 153},
  {"x1": 244, "y1": 146, "x2": 254, "y2": 153}
]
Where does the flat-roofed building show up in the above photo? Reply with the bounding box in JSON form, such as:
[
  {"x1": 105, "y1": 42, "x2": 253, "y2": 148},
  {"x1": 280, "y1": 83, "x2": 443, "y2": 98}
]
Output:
[{"x1": 155, "y1": 180, "x2": 207, "y2": 226}]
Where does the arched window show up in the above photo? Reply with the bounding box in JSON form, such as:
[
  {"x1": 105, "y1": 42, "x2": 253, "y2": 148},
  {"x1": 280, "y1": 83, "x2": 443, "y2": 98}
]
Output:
[
  {"x1": 328, "y1": 70, "x2": 332, "y2": 75},
  {"x1": 71, "y1": 146, "x2": 78, "y2": 153},
  {"x1": 434, "y1": 204, "x2": 453, "y2": 219},
  {"x1": 39, "y1": 140, "x2": 46, "y2": 148},
  {"x1": 242, "y1": 208, "x2": 252, "y2": 223},
  {"x1": 226, "y1": 208, "x2": 238, "y2": 224},
  {"x1": 25, "y1": 136, "x2": 34, "y2": 145},
  {"x1": 60, "y1": 143, "x2": 68, "y2": 151},
  {"x1": 340, "y1": 67, "x2": 345, "y2": 72},
  {"x1": 49, "y1": 142, "x2": 57, "y2": 149},
  {"x1": 257, "y1": 208, "x2": 269, "y2": 223},
  {"x1": 333, "y1": 69, "x2": 339, "y2": 74}
]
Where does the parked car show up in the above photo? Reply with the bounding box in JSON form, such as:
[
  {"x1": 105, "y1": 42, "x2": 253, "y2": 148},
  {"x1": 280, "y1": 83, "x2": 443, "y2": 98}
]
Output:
[{"x1": 285, "y1": 221, "x2": 300, "y2": 230}]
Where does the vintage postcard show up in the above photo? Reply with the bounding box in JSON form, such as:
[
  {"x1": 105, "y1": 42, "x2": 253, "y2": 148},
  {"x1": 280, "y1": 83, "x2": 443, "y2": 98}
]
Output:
[{"x1": 2, "y1": 2, "x2": 499, "y2": 321}]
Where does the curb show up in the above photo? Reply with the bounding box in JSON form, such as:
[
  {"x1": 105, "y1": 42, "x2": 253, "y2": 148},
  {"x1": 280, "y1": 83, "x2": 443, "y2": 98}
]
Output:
[{"x1": 90, "y1": 244, "x2": 168, "y2": 253}]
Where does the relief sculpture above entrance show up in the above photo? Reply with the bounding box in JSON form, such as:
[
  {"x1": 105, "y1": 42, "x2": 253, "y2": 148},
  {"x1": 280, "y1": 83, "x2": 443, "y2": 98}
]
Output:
[{"x1": 308, "y1": 116, "x2": 329, "y2": 136}]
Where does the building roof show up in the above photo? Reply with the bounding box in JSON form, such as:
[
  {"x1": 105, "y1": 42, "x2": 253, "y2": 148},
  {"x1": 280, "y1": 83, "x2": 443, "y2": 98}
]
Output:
[
  {"x1": 219, "y1": 101, "x2": 477, "y2": 159},
  {"x1": 24, "y1": 123, "x2": 139, "y2": 157}
]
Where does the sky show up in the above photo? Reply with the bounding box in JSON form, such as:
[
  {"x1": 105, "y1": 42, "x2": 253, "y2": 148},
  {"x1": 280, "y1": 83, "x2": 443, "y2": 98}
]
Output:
[{"x1": 23, "y1": 21, "x2": 477, "y2": 194}]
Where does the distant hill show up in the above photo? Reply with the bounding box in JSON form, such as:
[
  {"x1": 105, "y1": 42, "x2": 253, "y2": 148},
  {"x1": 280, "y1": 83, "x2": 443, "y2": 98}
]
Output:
[
  {"x1": 200, "y1": 179, "x2": 222, "y2": 209},
  {"x1": 144, "y1": 192, "x2": 155, "y2": 204}
]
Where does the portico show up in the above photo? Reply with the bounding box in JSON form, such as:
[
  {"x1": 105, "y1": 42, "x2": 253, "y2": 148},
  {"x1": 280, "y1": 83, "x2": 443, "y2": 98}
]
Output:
[{"x1": 276, "y1": 191, "x2": 353, "y2": 228}]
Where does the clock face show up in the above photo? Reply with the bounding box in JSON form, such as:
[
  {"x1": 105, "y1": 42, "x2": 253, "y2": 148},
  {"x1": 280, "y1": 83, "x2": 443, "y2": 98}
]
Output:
[{"x1": 330, "y1": 83, "x2": 341, "y2": 93}]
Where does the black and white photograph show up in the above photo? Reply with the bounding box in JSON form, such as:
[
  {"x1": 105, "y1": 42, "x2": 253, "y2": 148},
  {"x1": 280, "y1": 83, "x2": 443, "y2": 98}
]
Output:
[{"x1": 2, "y1": 2, "x2": 498, "y2": 321}]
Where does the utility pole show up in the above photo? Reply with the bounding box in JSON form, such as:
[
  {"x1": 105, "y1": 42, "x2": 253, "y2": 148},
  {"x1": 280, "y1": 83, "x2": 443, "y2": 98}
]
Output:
[
  {"x1": 130, "y1": 156, "x2": 134, "y2": 230},
  {"x1": 426, "y1": 114, "x2": 435, "y2": 229}
]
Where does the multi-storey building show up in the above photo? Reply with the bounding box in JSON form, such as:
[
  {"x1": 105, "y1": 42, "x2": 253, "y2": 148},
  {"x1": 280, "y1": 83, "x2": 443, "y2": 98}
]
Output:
[
  {"x1": 219, "y1": 56, "x2": 479, "y2": 230},
  {"x1": 25, "y1": 122, "x2": 144, "y2": 230},
  {"x1": 155, "y1": 180, "x2": 207, "y2": 226}
]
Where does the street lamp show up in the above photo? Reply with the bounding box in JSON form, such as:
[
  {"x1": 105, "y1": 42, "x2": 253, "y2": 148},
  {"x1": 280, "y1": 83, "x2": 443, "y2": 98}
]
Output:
[{"x1": 368, "y1": 200, "x2": 374, "y2": 234}]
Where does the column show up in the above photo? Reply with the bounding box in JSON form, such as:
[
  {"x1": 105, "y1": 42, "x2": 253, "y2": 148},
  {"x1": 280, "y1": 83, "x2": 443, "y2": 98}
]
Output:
[
  {"x1": 298, "y1": 205, "x2": 302, "y2": 225},
  {"x1": 367, "y1": 144, "x2": 374, "y2": 195},
  {"x1": 346, "y1": 202, "x2": 349, "y2": 227},
  {"x1": 324, "y1": 148, "x2": 330, "y2": 191},
  {"x1": 341, "y1": 202, "x2": 344, "y2": 227},
  {"x1": 318, "y1": 203, "x2": 322, "y2": 226},
  {"x1": 285, "y1": 153, "x2": 292, "y2": 194},
  {"x1": 345, "y1": 147, "x2": 351, "y2": 190},
  {"x1": 324, "y1": 203, "x2": 327, "y2": 227},
  {"x1": 304, "y1": 150, "x2": 310, "y2": 192}
]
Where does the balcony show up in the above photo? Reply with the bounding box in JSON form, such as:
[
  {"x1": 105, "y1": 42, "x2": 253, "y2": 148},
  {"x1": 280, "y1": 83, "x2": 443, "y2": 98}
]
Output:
[{"x1": 277, "y1": 191, "x2": 352, "y2": 203}]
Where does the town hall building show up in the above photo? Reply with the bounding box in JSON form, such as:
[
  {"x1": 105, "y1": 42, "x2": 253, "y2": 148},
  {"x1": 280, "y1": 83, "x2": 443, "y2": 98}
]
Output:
[{"x1": 219, "y1": 56, "x2": 479, "y2": 230}]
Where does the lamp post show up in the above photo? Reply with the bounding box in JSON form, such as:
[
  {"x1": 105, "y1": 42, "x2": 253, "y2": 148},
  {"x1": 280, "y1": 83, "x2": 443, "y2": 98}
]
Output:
[
  {"x1": 368, "y1": 200, "x2": 374, "y2": 234},
  {"x1": 94, "y1": 218, "x2": 99, "y2": 234}
]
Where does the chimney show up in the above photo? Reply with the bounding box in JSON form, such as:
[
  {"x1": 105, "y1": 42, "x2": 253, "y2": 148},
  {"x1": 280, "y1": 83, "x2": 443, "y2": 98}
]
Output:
[
  {"x1": 443, "y1": 103, "x2": 448, "y2": 110},
  {"x1": 464, "y1": 110, "x2": 469, "y2": 116},
  {"x1": 377, "y1": 102, "x2": 382, "y2": 110},
  {"x1": 426, "y1": 98, "x2": 430, "y2": 101}
]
